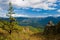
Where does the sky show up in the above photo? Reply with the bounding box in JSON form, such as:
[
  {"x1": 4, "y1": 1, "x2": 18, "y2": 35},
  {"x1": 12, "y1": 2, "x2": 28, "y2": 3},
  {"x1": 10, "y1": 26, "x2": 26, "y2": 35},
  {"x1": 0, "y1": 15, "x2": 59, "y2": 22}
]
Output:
[{"x1": 0, "y1": 0, "x2": 60, "y2": 17}]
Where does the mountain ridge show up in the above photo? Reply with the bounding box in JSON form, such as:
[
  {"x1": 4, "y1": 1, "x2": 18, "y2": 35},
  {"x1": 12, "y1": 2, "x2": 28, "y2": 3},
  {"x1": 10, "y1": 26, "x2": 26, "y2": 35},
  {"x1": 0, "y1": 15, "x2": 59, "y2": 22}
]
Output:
[{"x1": 0, "y1": 16, "x2": 60, "y2": 28}]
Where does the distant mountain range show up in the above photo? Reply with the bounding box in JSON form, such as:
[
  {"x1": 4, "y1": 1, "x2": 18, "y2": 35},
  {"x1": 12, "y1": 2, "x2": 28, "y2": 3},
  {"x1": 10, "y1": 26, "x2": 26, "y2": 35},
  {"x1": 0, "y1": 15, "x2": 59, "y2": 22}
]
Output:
[{"x1": 0, "y1": 16, "x2": 60, "y2": 28}]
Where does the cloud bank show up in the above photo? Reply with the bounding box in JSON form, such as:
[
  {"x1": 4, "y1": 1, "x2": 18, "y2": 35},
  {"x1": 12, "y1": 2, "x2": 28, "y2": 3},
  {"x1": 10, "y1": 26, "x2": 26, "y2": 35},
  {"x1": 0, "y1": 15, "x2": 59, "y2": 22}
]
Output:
[
  {"x1": 0, "y1": 0, "x2": 60, "y2": 18},
  {"x1": 0, "y1": 0, "x2": 57, "y2": 10},
  {"x1": 9, "y1": 0, "x2": 57, "y2": 10}
]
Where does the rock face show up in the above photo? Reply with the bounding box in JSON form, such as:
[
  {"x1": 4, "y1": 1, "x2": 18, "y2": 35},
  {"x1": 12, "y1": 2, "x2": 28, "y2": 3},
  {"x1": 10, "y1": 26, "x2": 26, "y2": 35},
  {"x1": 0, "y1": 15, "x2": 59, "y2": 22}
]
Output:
[
  {"x1": 43, "y1": 21, "x2": 60, "y2": 35},
  {"x1": 56, "y1": 21, "x2": 60, "y2": 34},
  {"x1": 43, "y1": 21, "x2": 56, "y2": 35},
  {"x1": 43, "y1": 21, "x2": 60, "y2": 40}
]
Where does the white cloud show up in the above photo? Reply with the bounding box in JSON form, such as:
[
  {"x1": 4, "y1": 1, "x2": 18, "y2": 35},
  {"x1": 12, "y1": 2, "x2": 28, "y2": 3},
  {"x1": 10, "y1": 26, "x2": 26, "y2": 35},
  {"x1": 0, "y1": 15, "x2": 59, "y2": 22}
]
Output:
[
  {"x1": 44, "y1": 13, "x2": 48, "y2": 14},
  {"x1": 22, "y1": 7, "x2": 30, "y2": 9},
  {"x1": 6, "y1": 13, "x2": 30, "y2": 17},
  {"x1": 31, "y1": 3, "x2": 56, "y2": 10},
  {"x1": 57, "y1": 9, "x2": 60, "y2": 13},
  {"x1": 48, "y1": 14, "x2": 60, "y2": 17},
  {"x1": 0, "y1": 12, "x2": 60, "y2": 18},
  {"x1": 11, "y1": 14, "x2": 29, "y2": 17},
  {"x1": 0, "y1": 13, "x2": 30, "y2": 18},
  {"x1": 9, "y1": 0, "x2": 30, "y2": 7},
  {"x1": 47, "y1": 0, "x2": 57, "y2": 3},
  {"x1": 0, "y1": 8, "x2": 2, "y2": 10},
  {"x1": 8, "y1": 0, "x2": 57, "y2": 10},
  {"x1": 37, "y1": 14, "x2": 60, "y2": 18}
]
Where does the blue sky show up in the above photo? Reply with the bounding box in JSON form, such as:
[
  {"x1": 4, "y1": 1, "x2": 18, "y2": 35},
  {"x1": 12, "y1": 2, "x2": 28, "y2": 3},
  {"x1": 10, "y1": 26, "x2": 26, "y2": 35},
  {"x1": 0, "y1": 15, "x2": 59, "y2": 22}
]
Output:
[{"x1": 0, "y1": 0, "x2": 60, "y2": 17}]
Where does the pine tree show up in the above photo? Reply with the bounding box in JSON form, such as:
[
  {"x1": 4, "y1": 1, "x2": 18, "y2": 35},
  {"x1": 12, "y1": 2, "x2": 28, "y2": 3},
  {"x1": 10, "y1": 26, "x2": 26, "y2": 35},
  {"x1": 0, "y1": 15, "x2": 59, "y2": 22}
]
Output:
[
  {"x1": 8, "y1": 2, "x2": 16, "y2": 23},
  {"x1": 7, "y1": 2, "x2": 16, "y2": 34}
]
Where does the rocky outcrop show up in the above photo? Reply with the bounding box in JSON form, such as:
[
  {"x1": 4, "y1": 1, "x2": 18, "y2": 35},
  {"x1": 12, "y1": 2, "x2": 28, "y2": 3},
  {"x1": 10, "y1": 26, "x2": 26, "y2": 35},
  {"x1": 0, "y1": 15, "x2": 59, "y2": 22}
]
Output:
[
  {"x1": 43, "y1": 21, "x2": 60, "y2": 40},
  {"x1": 56, "y1": 21, "x2": 60, "y2": 34},
  {"x1": 43, "y1": 21, "x2": 56, "y2": 35}
]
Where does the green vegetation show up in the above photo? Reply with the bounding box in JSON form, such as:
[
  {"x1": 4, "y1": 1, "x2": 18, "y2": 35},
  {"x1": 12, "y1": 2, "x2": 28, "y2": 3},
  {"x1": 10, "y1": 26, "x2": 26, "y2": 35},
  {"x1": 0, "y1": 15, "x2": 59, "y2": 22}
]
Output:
[{"x1": 0, "y1": 20, "x2": 43, "y2": 40}]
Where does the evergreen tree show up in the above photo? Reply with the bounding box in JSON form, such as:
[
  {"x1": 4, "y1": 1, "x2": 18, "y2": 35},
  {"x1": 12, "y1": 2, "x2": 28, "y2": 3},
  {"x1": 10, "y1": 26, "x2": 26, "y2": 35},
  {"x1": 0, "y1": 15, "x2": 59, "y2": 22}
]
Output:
[
  {"x1": 8, "y1": 2, "x2": 16, "y2": 23},
  {"x1": 7, "y1": 2, "x2": 16, "y2": 34}
]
